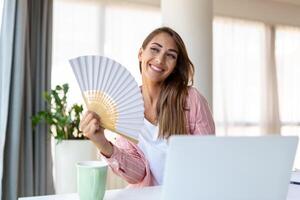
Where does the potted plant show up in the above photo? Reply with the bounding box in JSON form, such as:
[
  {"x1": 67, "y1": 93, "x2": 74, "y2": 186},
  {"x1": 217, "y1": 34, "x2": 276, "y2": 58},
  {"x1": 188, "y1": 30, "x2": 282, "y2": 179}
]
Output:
[
  {"x1": 32, "y1": 83, "x2": 84, "y2": 141},
  {"x1": 32, "y1": 83, "x2": 98, "y2": 194}
]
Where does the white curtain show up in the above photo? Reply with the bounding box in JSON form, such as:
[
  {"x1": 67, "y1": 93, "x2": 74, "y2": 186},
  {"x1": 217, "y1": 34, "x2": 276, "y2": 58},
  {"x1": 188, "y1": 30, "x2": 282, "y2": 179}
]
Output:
[
  {"x1": 261, "y1": 25, "x2": 280, "y2": 135},
  {"x1": 0, "y1": 0, "x2": 3, "y2": 31},
  {"x1": 276, "y1": 26, "x2": 300, "y2": 169},
  {"x1": 213, "y1": 17, "x2": 300, "y2": 168},
  {"x1": 0, "y1": 0, "x2": 54, "y2": 198},
  {"x1": 0, "y1": 0, "x2": 5, "y2": 196},
  {"x1": 276, "y1": 26, "x2": 300, "y2": 131},
  {"x1": 213, "y1": 17, "x2": 265, "y2": 136},
  {"x1": 213, "y1": 17, "x2": 282, "y2": 136}
]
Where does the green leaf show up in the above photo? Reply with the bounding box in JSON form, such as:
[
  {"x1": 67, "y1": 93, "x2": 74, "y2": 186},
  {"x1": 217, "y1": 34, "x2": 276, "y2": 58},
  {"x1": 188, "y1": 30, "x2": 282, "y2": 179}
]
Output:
[
  {"x1": 51, "y1": 90, "x2": 61, "y2": 107},
  {"x1": 62, "y1": 83, "x2": 69, "y2": 94},
  {"x1": 56, "y1": 85, "x2": 62, "y2": 90},
  {"x1": 43, "y1": 91, "x2": 51, "y2": 103},
  {"x1": 32, "y1": 115, "x2": 41, "y2": 127}
]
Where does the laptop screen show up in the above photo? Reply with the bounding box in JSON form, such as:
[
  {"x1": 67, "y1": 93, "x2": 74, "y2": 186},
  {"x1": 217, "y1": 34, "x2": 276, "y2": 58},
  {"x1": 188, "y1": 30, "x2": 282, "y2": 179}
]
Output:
[{"x1": 162, "y1": 136, "x2": 298, "y2": 200}]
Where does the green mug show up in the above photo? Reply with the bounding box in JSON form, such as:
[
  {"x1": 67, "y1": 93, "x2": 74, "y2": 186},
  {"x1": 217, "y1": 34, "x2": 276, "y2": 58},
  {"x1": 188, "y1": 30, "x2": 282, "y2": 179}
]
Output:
[{"x1": 77, "y1": 161, "x2": 108, "y2": 200}]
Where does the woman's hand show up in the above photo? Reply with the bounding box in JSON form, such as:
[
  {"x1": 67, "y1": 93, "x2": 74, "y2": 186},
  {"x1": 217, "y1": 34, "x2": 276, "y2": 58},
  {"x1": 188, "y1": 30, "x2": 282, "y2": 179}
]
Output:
[{"x1": 80, "y1": 111, "x2": 113, "y2": 157}]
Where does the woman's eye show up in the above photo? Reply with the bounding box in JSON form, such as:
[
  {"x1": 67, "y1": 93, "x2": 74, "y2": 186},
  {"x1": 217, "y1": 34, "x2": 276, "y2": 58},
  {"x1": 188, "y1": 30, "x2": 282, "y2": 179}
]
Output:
[
  {"x1": 167, "y1": 53, "x2": 177, "y2": 60},
  {"x1": 150, "y1": 47, "x2": 159, "y2": 53}
]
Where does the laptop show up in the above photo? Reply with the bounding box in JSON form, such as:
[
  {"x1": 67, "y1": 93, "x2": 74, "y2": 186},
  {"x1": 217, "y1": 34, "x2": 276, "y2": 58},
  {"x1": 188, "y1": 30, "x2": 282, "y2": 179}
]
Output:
[{"x1": 162, "y1": 136, "x2": 298, "y2": 200}]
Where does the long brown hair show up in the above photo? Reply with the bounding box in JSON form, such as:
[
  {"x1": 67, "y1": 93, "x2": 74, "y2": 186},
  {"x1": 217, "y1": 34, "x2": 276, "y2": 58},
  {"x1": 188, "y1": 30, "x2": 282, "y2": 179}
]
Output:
[{"x1": 140, "y1": 27, "x2": 194, "y2": 138}]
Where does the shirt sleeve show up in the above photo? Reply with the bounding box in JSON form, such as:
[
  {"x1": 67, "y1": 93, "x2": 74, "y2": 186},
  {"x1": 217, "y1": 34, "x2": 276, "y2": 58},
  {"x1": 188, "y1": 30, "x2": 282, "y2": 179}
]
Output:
[
  {"x1": 100, "y1": 136, "x2": 152, "y2": 185},
  {"x1": 187, "y1": 87, "x2": 215, "y2": 135}
]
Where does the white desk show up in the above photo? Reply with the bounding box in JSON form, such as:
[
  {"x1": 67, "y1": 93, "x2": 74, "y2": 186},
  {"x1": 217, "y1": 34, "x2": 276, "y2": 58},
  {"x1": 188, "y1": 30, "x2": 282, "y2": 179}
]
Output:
[
  {"x1": 18, "y1": 186, "x2": 161, "y2": 200},
  {"x1": 19, "y1": 184, "x2": 300, "y2": 200}
]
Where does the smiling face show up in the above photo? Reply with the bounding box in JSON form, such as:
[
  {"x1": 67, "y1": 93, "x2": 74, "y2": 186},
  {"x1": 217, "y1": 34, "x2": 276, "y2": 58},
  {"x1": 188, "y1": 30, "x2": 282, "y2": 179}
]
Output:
[{"x1": 139, "y1": 32, "x2": 179, "y2": 84}]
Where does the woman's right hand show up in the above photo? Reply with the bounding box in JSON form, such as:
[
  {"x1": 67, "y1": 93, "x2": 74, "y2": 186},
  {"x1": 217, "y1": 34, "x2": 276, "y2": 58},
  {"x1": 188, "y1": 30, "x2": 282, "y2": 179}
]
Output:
[{"x1": 80, "y1": 111, "x2": 113, "y2": 157}]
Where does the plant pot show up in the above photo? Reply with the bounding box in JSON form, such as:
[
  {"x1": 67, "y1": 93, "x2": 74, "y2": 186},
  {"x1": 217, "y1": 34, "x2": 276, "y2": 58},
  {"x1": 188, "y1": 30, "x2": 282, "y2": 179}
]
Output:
[{"x1": 52, "y1": 139, "x2": 98, "y2": 194}]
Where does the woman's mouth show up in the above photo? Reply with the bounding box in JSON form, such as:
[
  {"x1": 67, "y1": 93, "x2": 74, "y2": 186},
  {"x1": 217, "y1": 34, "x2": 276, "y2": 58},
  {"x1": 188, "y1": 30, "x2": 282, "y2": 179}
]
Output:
[{"x1": 149, "y1": 64, "x2": 164, "y2": 73}]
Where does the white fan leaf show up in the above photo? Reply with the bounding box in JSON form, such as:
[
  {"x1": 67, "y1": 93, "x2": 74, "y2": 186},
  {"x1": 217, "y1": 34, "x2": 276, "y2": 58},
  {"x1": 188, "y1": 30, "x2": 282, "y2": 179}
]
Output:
[
  {"x1": 101, "y1": 58, "x2": 114, "y2": 93},
  {"x1": 114, "y1": 80, "x2": 138, "y2": 103},
  {"x1": 115, "y1": 89, "x2": 142, "y2": 108},
  {"x1": 117, "y1": 115, "x2": 144, "y2": 121},
  {"x1": 116, "y1": 127, "x2": 141, "y2": 139},
  {"x1": 117, "y1": 101, "x2": 144, "y2": 114},
  {"x1": 69, "y1": 55, "x2": 144, "y2": 142},
  {"x1": 109, "y1": 71, "x2": 132, "y2": 100},
  {"x1": 114, "y1": 104, "x2": 143, "y2": 113},
  {"x1": 106, "y1": 66, "x2": 126, "y2": 97},
  {"x1": 70, "y1": 59, "x2": 85, "y2": 92},
  {"x1": 79, "y1": 56, "x2": 89, "y2": 91},
  {"x1": 104, "y1": 63, "x2": 120, "y2": 95}
]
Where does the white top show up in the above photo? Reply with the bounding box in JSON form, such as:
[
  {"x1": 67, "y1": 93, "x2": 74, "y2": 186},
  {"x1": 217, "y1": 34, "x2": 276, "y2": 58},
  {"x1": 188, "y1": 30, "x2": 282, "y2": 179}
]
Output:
[{"x1": 138, "y1": 118, "x2": 168, "y2": 185}]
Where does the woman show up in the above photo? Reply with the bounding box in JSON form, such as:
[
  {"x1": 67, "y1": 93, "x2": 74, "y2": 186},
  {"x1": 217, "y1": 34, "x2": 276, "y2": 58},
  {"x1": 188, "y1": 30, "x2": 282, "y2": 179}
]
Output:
[{"x1": 79, "y1": 27, "x2": 215, "y2": 187}]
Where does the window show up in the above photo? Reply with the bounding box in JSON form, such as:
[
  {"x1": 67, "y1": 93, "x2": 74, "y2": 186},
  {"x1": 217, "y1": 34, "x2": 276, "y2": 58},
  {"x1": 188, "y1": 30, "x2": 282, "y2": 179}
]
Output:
[
  {"x1": 213, "y1": 17, "x2": 300, "y2": 168},
  {"x1": 52, "y1": 0, "x2": 105, "y2": 106},
  {"x1": 276, "y1": 26, "x2": 300, "y2": 169},
  {"x1": 213, "y1": 17, "x2": 265, "y2": 136},
  {"x1": 213, "y1": 17, "x2": 300, "y2": 169},
  {"x1": 276, "y1": 26, "x2": 300, "y2": 131},
  {"x1": 52, "y1": 0, "x2": 161, "y2": 107}
]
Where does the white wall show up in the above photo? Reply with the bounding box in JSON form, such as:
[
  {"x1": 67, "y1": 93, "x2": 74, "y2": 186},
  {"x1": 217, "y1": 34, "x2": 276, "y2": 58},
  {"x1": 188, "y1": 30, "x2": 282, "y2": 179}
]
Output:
[{"x1": 161, "y1": 0, "x2": 213, "y2": 106}]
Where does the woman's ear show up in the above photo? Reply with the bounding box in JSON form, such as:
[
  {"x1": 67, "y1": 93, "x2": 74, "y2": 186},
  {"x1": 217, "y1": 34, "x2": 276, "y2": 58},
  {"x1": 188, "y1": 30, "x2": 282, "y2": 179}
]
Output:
[{"x1": 138, "y1": 48, "x2": 143, "y2": 62}]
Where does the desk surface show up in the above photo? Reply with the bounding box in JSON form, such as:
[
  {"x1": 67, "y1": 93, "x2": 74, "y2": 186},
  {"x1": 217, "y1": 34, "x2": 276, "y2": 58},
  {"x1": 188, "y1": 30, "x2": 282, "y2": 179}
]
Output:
[
  {"x1": 19, "y1": 184, "x2": 300, "y2": 200},
  {"x1": 19, "y1": 186, "x2": 161, "y2": 200}
]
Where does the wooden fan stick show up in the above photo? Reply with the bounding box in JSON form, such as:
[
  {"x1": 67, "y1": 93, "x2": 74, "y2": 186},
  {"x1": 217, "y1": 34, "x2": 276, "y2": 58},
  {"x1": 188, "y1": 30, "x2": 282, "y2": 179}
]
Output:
[{"x1": 82, "y1": 91, "x2": 138, "y2": 144}]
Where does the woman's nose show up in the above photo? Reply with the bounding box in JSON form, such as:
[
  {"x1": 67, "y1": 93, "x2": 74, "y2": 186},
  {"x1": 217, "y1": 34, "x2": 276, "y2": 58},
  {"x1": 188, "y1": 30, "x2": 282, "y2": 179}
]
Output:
[{"x1": 155, "y1": 53, "x2": 165, "y2": 64}]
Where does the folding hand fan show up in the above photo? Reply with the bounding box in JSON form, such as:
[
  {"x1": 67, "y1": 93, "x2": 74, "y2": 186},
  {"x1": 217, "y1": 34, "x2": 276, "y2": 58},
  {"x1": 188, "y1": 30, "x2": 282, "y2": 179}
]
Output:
[{"x1": 69, "y1": 55, "x2": 144, "y2": 142}]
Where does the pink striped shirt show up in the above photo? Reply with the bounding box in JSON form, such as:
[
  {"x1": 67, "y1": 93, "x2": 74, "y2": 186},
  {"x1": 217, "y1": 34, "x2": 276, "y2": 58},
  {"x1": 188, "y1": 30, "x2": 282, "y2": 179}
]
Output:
[{"x1": 101, "y1": 87, "x2": 215, "y2": 187}]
